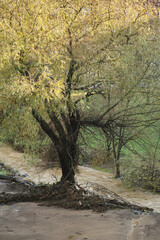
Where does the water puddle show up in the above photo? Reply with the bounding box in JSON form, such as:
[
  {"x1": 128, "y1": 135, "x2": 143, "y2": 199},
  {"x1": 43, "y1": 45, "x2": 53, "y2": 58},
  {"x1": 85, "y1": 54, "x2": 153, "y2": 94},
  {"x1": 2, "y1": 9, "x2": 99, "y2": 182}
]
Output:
[{"x1": 0, "y1": 143, "x2": 160, "y2": 212}]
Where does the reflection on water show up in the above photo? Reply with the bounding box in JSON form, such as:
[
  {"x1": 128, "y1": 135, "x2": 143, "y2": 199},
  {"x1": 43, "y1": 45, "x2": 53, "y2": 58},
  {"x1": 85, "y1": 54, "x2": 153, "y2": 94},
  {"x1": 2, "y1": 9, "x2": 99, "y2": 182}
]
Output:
[{"x1": 0, "y1": 143, "x2": 160, "y2": 212}]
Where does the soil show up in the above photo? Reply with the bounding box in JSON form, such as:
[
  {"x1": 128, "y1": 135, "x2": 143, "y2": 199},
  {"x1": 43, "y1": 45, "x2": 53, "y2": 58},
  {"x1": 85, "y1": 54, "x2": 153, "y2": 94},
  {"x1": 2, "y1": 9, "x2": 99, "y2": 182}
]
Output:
[
  {"x1": 1, "y1": 143, "x2": 160, "y2": 239},
  {"x1": 1, "y1": 202, "x2": 160, "y2": 240},
  {"x1": 0, "y1": 143, "x2": 160, "y2": 212},
  {"x1": 1, "y1": 173, "x2": 159, "y2": 240}
]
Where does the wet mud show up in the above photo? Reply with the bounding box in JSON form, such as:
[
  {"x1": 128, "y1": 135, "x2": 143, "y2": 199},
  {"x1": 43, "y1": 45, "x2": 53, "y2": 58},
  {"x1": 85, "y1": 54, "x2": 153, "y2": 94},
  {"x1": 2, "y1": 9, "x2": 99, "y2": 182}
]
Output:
[{"x1": 0, "y1": 143, "x2": 160, "y2": 212}]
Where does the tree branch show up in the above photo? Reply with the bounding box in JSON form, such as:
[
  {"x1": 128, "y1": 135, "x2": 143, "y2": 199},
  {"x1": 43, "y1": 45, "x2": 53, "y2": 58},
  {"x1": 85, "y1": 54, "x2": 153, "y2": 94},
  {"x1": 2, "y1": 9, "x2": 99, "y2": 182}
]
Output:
[
  {"x1": 32, "y1": 109, "x2": 59, "y2": 144},
  {"x1": 48, "y1": 111, "x2": 67, "y2": 141}
]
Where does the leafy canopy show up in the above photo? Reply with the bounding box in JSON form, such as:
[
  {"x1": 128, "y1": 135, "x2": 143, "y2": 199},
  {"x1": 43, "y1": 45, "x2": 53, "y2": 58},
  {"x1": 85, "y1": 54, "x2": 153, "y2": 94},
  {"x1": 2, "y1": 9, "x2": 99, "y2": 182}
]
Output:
[{"x1": 0, "y1": 0, "x2": 156, "y2": 108}]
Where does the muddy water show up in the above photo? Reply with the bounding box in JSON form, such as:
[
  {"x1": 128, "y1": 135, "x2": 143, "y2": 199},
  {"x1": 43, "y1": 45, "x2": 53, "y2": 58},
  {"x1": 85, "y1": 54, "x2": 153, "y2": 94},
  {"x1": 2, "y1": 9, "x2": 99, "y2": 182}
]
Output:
[{"x1": 0, "y1": 143, "x2": 160, "y2": 213}]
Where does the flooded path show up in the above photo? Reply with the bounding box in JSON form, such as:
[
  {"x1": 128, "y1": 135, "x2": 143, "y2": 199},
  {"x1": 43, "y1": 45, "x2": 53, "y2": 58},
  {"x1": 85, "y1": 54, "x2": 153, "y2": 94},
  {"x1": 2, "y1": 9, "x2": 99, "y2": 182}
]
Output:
[{"x1": 0, "y1": 143, "x2": 160, "y2": 213}]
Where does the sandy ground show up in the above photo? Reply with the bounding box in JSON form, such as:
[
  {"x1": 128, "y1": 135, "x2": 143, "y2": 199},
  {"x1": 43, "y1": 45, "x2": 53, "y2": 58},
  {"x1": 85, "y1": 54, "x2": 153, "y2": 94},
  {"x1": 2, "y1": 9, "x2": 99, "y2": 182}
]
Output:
[{"x1": 1, "y1": 202, "x2": 160, "y2": 240}]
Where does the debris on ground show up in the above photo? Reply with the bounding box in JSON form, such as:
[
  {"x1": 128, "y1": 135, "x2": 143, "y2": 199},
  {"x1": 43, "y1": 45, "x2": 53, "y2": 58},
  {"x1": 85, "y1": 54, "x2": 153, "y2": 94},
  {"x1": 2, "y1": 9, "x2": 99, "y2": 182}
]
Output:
[{"x1": 0, "y1": 173, "x2": 153, "y2": 213}]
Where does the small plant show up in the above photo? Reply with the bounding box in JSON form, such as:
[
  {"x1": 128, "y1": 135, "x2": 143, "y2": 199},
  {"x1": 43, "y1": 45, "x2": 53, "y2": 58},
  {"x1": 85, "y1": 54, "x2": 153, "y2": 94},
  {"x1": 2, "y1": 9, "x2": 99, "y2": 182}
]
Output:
[
  {"x1": 0, "y1": 164, "x2": 12, "y2": 176},
  {"x1": 0, "y1": 169, "x2": 8, "y2": 175}
]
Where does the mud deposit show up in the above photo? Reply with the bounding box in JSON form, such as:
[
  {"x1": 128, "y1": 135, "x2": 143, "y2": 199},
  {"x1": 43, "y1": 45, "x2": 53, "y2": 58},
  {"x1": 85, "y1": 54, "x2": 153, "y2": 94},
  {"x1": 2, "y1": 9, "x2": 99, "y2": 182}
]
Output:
[
  {"x1": 0, "y1": 143, "x2": 160, "y2": 212},
  {"x1": 0, "y1": 203, "x2": 160, "y2": 240},
  {"x1": 0, "y1": 143, "x2": 160, "y2": 240}
]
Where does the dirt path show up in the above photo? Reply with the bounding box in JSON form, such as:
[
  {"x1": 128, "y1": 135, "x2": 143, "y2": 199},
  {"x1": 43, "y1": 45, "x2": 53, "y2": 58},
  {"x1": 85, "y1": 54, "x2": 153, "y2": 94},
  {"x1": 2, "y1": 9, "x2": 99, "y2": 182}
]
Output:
[
  {"x1": 0, "y1": 143, "x2": 160, "y2": 212},
  {"x1": 1, "y1": 202, "x2": 160, "y2": 240}
]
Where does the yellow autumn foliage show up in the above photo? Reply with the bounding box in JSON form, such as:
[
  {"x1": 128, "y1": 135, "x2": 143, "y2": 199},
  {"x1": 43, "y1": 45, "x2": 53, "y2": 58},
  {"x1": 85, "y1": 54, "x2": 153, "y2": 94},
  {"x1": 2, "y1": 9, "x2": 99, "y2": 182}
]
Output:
[{"x1": 0, "y1": 0, "x2": 157, "y2": 105}]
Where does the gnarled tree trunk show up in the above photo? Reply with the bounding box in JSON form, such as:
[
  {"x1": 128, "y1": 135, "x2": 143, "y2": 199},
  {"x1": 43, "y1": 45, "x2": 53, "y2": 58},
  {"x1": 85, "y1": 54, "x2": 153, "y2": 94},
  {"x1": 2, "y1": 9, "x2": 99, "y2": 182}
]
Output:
[
  {"x1": 32, "y1": 109, "x2": 80, "y2": 183},
  {"x1": 57, "y1": 147, "x2": 75, "y2": 183}
]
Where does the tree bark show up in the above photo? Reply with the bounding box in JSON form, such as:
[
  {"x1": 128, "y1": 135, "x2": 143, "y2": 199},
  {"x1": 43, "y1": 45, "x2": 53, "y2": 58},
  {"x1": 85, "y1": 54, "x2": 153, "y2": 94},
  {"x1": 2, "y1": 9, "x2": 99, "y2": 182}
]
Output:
[
  {"x1": 32, "y1": 109, "x2": 80, "y2": 183},
  {"x1": 57, "y1": 147, "x2": 75, "y2": 183},
  {"x1": 114, "y1": 160, "x2": 120, "y2": 178}
]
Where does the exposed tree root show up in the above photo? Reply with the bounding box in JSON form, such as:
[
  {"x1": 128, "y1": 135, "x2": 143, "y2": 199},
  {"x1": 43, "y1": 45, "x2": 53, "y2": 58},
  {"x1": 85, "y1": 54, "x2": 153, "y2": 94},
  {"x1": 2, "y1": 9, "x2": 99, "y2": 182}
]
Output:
[{"x1": 0, "y1": 178, "x2": 153, "y2": 213}]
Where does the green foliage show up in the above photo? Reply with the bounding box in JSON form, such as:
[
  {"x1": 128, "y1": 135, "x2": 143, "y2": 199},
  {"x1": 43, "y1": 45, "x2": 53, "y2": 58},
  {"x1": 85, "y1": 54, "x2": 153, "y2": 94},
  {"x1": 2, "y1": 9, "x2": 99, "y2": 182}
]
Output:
[
  {"x1": 79, "y1": 127, "x2": 106, "y2": 150},
  {"x1": 78, "y1": 126, "x2": 114, "y2": 171},
  {"x1": 121, "y1": 157, "x2": 160, "y2": 192},
  {"x1": 0, "y1": 104, "x2": 51, "y2": 158},
  {"x1": 120, "y1": 124, "x2": 160, "y2": 192},
  {"x1": 0, "y1": 163, "x2": 11, "y2": 176},
  {"x1": 0, "y1": 169, "x2": 8, "y2": 175}
]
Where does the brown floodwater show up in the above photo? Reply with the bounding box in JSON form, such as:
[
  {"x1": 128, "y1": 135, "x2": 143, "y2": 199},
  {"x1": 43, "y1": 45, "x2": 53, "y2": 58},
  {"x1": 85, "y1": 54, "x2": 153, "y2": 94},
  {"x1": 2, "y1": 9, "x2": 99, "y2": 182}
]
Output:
[{"x1": 0, "y1": 143, "x2": 160, "y2": 213}]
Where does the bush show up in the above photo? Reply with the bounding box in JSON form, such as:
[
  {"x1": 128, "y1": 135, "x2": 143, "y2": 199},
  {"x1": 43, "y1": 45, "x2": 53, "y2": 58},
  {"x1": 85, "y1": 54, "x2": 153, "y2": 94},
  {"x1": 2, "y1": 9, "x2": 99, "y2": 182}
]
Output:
[{"x1": 121, "y1": 156, "x2": 160, "y2": 192}]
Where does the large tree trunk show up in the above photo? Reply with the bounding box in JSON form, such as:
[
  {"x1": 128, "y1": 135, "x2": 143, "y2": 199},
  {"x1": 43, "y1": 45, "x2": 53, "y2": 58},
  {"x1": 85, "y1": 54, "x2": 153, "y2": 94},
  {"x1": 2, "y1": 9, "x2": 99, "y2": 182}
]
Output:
[
  {"x1": 57, "y1": 147, "x2": 75, "y2": 183},
  {"x1": 32, "y1": 109, "x2": 80, "y2": 184}
]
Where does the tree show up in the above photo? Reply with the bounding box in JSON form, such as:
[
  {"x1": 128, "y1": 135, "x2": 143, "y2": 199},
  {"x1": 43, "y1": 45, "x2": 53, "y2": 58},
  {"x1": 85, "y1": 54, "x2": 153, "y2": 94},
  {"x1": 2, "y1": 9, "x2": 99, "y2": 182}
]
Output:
[
  {"x1": 78, "y1": 29, "x2": 160, "y2": 178},
  {"x1": 0, "y1": 0, "x2": 157, "y2": 183},
  {"x1": 100, "y1": 34, "x2": 160, "y2": 178}
]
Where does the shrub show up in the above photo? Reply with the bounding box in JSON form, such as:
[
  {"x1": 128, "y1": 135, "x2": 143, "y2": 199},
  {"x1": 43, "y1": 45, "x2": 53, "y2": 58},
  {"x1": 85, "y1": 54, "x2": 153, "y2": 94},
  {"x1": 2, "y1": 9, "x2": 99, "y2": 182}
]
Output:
[{"x1": 121, "y1": 156, "x2": 160, "y2": 192}]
